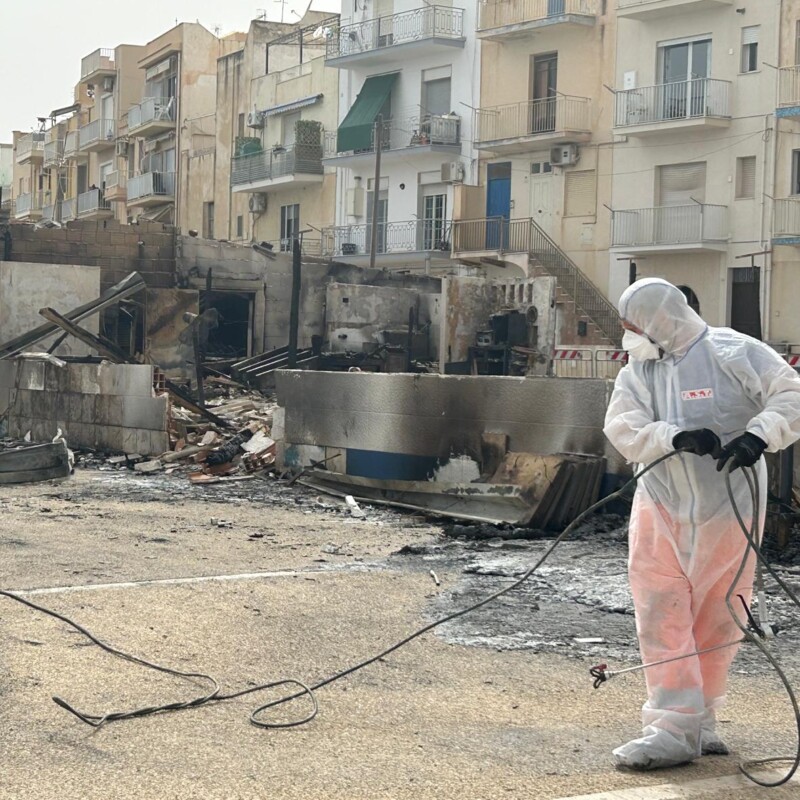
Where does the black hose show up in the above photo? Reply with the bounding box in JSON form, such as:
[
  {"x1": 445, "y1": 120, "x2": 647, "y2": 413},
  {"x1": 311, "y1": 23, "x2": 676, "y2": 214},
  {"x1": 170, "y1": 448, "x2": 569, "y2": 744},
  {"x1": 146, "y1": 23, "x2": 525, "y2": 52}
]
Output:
[{"x1": 0, "y1": 451, "x2": 678, "y2": 730}]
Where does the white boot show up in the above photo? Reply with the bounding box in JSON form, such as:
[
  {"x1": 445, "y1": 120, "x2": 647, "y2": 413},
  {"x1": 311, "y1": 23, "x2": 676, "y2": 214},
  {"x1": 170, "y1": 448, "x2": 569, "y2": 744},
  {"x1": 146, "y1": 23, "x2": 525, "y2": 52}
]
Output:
[{"x1": 700, "y1": 708, "x2": 729, "y2": 756}]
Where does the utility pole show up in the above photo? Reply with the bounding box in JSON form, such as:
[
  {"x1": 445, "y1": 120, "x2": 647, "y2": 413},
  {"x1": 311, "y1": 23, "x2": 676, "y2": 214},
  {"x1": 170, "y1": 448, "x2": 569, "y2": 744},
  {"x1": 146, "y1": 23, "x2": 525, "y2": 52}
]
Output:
[
  {"x1": 288, "y1": 236, "x2": 302, "y2": 369},
  {"x1": 368, "y1": 116, "x2": 383, "y2": 272}
]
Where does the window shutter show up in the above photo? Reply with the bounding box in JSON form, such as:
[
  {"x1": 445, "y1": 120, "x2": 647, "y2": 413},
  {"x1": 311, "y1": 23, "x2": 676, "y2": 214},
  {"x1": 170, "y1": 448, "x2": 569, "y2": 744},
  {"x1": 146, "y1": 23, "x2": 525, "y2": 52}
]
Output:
[
  {"x1": 564, "y1": 170, "x2": 596, "y2": 217},
  {"x1": 742, "y1": 26, "x2": 759, "y2": 45},
  {"x1": 736, "y1": 156, "x2": 756, "y2": 199},
  {"x1": 657, "y1": 163, "x2": 706, "y2": 206}
]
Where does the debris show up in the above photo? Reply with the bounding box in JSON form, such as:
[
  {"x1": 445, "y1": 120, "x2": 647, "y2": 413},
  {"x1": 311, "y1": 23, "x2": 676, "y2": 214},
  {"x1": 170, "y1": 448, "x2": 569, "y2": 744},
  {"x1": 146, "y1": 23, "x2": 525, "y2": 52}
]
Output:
[
  {"x1": 210, "y1": 518, "x2": 233, "y2": 528},
  {"x1": 134, "y1": 459, "x2": 164, "y2": 474},
  {"x1": 162, "y1": 446, "x2": 205, "y2": 464},
  {"x1": 574, "y1": 638, "x2": 605, "y2": 645},
  {"x1": 0, "y1": 440, "x2": 72, "y2": 485},
  {"x1": 430, "y1": 570, "x2": 441, "y2": 587},
  {"x1": 345, "y1": 495, "x2": 366, "y2": 519},
  {"x1": 206, "y1": 427, "x2": 254, "y2": 466}
]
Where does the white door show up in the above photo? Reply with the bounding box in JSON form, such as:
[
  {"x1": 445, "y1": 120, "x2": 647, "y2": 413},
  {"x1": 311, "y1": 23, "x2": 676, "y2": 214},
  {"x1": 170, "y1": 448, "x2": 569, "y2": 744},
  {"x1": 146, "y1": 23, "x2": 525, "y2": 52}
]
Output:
[{"x1": 529, "y1": 161, "x2": 555, "y2": 236}]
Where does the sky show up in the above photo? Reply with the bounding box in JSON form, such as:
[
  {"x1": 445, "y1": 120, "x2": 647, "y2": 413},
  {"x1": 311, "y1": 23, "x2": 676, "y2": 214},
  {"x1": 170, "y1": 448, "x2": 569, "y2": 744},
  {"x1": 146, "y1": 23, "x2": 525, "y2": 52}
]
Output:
[{"x1": 0, "y1": 0, "x2": 340, "y2": 143}]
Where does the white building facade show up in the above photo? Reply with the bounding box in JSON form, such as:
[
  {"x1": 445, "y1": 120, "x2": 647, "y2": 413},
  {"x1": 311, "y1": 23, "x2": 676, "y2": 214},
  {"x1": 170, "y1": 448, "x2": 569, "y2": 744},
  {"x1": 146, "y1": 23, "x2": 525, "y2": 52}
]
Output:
[{"x1": 322, "y1": 1, "x2": 481, "y2": 271}]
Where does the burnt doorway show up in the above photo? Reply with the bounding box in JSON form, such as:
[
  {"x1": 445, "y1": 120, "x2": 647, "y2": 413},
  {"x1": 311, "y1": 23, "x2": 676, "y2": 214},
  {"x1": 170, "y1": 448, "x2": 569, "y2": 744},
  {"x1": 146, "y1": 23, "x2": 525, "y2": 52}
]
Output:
[
  {"x1": 201, "y1": 291, "x2": 253, "y2": 358},
  {"x1": 729, "y1": 266, "x2": 762, "y2": 340}
]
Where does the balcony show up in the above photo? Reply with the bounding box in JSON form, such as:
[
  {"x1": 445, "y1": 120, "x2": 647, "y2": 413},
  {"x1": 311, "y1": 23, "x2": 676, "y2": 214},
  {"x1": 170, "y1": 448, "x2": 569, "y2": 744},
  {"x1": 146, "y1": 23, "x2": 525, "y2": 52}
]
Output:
[
  {"x1": 474, "y1": 96, "x2": 591, "y2": 153},
  {"x1": 778, "y1": 66, "x2": 800, "y2": 118},
  {"x1": 64, "y1": 130, "x2": 82, "y2": 160},
  {"x1": 61, "y1": 197, "x2": 77, "y2": 221},
  {"x1": 16, "y1": 132, "x2": 44, "y2": 165},
  {"x1": 772, "y1": 198, "x2": 800, "y2": 245},
  {"x1": 14, "y1": 192, "x2": 42, "y2": 220},
  {"x1": 77, "y1": 188, "x2": 113, "y2": 219},
  {"x1": 325, "y1": 114, "x2": 461, "y2": 166},
  {"x1": 79, "y1": 118, "x2": 116, "y2": 152},
  {"x1": 478, "y1": 0, "x2": 597, "y2": 40},
  {"x1": 0, "y1": 199, "x2": 15, "y2": 220},
  {"x1": 322, "y1": 219, "x2": 453, "y2": 266},
  {"x1": 618, "y1": 0, "x2": 733, "y2": 20},
  {"x1": 231, "y1": 145, "x2": 323, "y2": 193},
  {"x1": 127, "y1": 171, "x2": 176, "y2": 207},
  {"x1": 325, "y1": 6, "x2": 465, "y2": 68},
  {"x1": 613, "y1": 78, "x2": 731, "y2": 135},
  {"x1": 42, "y1": 200, "x2": 61, "y2": 222},
  {"x1": 611, "y1": 204, "x2": 728, "y2": 253},
  {"x1": 81, "y1": 48, "x2": 116, "y2": 82},
  {"x1": 128, "y1": 97, "x2": 176, "y2": 138},
  {"x1": 105, "y1": 171, "x2": 127, "y2": 202},
  {"x1": 43, "y1": 138, "x2": 64, "y2": 168}
]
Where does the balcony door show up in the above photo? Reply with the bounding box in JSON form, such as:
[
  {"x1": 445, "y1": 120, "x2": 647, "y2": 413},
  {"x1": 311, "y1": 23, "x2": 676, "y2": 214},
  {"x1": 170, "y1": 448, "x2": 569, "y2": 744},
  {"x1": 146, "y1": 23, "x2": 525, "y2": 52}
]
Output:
[
  {"x1": 656, "y1": 162, "x2": 706, "y2": 244},
  {"x1": 659, "y1": 38, "x2": 710, "y2": 120},
  {"x1": 421, "y1": 189, "x2": 447, "y2": 251},
  {"x1": 530, "y1": 53, "x2": 558, "y2": 134}
]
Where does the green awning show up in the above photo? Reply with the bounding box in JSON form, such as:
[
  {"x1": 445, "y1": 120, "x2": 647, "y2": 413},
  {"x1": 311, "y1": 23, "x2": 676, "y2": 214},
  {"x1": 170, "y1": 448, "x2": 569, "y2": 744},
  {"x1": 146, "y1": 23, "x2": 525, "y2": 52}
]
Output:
[{"x1": 336, "y1": 73, "x2": 398, "y2": 153}]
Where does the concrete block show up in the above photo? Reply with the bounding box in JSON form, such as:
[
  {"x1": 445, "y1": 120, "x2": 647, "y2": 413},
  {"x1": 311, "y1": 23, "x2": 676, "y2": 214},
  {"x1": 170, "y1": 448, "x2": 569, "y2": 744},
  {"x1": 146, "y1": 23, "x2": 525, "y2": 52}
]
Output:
[
  {"x1": 121, "y1": 428, "x2": 140, "y2": 454},
  {"x1": 80, "y1": 394, "x2": 96, "y2": 423},
  {"x1": 121, "y1": 396, "x2": 169, "y2": 430},
  {"x1": 21, "y1": 361, "x2": 45, "y2": 391},
  {"x1": 135, "y1": 430, "x2": 154, "y2": 455},
  {"x1": 149, "y1": 430, "x2": 170, "y2": 456}
]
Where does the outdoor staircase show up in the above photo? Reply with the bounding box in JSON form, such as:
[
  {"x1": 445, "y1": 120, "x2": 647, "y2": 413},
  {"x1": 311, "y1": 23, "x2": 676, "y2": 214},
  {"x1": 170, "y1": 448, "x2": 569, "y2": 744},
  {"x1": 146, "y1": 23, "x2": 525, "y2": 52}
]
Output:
[{"x1": 451, "y1": 216, "x2": 623, "y2": 347}]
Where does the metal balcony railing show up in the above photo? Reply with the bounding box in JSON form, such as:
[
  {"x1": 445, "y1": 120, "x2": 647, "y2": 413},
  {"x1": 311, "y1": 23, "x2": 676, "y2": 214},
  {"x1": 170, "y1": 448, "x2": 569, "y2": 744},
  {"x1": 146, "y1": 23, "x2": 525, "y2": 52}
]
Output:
[
  {"x1": 78, "y1": 189, "x2": 112, "y2": 216},
  {"x1": 779, "y1": 66, "x2": 800, "y2": 108},
  {"x1": 231, "y1": 145, "x2": 323, "y2": 186},
  {"x1": 16, "y1": 132, "x2": 45, "y2": 160},
  {"x1": 478, "y1": 0, "x2": 597, "y2": 31},
  {"x1": 79, "y1": 118, "x2": 116, "y2": 149},
  {"x1": 611, "y1": 204, "x2": 728, "y2": 247},
  {"x1": 614, "y1": 78, "x2": 730, "y2": 127},
  {"x1": 451, "y1": 216, "x2": 622, "y2": 344},
  {"x1": 64, "y1": 130, "x2": 80, "y2": 158},
  {"x1": 42, "y1": 201, "x2": 61, "y2": 222},
  {"x1": 62, "y1": 197, "x2": 76, "y2": 220},
  {"x1": 475, "y1": 96, "x2": 590, "y2": 143},
  {"x1": 322, "y1": 219, "x2": 452, "y2": 257},
  {"x1": 15, "y1": 192, "x2": 39, "y2": 216},
  {"x1": 105, "y1": 170, "x2": 126, "y2": 191},
  {"x1": 81, "y1": 48, "x2": 115, "y2": 79},
  {"x1": 773, "y1": 198, "x2": 800, "y2": 238},
  {"x1": 128, "y1": 97, "x2": 176, "y2": 131},
  {"x1": 127, "y1": 171, "x2": 176, "y2": 202},
  {"x1": 43, "y1": 139, "x2": 64, "y2": 167},
  {"x1": 325, "y1": 114, "x2": 461, "y2": 157},
  {"x1": 326, "y1": 6, "x2": 464, "y2": 60},
  {"x1": 618, "y1": 0, "x2": 732, "y2": 7}
]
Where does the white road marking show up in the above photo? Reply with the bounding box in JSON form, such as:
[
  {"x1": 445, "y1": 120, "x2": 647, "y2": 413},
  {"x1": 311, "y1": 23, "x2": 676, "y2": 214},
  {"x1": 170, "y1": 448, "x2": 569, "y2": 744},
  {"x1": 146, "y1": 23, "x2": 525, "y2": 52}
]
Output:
[
  {"x1": 553, "y1": 769, "x2": 799, "y2": 799},
  {"x1": 12, "y1": 567, "x2": 349, "y2": 596}
]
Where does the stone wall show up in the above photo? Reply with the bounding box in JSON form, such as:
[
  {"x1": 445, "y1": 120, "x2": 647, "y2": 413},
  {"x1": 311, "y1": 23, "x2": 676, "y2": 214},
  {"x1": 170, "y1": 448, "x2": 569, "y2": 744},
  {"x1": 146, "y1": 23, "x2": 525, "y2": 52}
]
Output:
[
  {"x1": 0, "y1": 359, "x2": 170, "y2": 456},
  {"x1": 3, "y1": 220, "x2": 176, "y2": 292}
]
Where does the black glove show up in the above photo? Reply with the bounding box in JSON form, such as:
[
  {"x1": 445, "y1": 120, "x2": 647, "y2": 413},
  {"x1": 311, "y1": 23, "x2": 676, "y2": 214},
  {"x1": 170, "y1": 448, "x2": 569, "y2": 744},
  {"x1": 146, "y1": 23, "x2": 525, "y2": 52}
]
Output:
[
  {"x1": 672, "y1": 429, "x2": 722, "y2": 457},
  {"x1": 716, "y1": 432, "x2": 767, "y2": 473}
]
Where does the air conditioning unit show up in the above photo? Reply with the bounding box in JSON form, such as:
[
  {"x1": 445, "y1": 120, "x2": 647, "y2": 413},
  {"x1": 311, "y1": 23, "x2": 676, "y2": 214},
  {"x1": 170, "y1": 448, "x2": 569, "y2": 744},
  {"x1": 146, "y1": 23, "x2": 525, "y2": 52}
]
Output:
[
  {"x1": 247, "y1": 111, "x2": 265, "y2": 129},
  {"x1": 441, "y1": 161, "x2": 464, "y2": 183},
  {"x1": 116, "y1": 139, "x2": 129, "y2": 157},
  {"x1": 249, "y1": 193, "x2": 267, "y2": 213},
  {"x1": 550, "y1": 144, "x2": 579, "y2": 167},
  {"x1": 103, "y1": 76, "x2": 115, "y2": 92}
]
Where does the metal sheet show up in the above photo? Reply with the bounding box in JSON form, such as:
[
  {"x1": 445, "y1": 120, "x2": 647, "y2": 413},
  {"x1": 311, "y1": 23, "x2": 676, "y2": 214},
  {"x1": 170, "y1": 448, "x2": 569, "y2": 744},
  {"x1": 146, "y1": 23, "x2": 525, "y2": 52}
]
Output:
[{"x1": 276, "y1": 371, "x2": 625, "y2": 475}]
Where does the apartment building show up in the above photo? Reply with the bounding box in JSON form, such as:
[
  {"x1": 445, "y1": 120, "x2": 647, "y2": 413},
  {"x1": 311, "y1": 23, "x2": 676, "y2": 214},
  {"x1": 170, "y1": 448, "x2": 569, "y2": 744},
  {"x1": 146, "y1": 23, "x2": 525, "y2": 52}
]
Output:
[
  {"x1": 206, "y1": 12, "x2": 339, "y2": 250},
  {"x1": 447, "y1": 0, "x2": 622, "y2": 345},
  {"x1": 610, "y1": 0, "x2": 780, "y2": 340},
  {"x1": 321, "y1": 0, "x2": 480, "y2": 271},
  {"x1": 120, "y1": 24, "x2": 245, "y2": 227},
  {"x1": 0, "y1": 143, "x2": 11, "y2": 205}
]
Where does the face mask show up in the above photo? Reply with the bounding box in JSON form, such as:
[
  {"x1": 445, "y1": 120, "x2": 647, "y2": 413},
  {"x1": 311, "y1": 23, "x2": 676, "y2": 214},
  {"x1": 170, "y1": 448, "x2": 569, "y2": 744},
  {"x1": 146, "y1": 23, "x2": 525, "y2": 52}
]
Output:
[{"x1": 622, "y1": 329, "x2": 661, "y2": 361}]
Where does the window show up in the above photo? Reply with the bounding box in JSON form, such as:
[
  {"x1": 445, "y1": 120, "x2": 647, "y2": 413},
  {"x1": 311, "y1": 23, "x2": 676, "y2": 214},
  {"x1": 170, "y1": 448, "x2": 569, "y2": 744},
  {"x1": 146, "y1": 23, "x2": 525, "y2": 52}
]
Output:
[
  {"x1": 677, "y1": 286, "x2": 700, "y2": 315},
  {"x1": 422, "y1": 192, "x2": 447, "y2": 250},
  {"x1": 422, "y1": 74, "x2": 451, "y2": 117},
  {"x1": 280, "y1": 203, "x2": 300, "y2": 251},
  {"x1": 657, "y1": 162, "x2": 706, "y2": 206},
  {"x1": 204, "y1": 202, "x2": 215, "y2": 239},
  {"x1": 530, "y1": 161, "x2": 552, "y2": 175},
  {"x1": 735, "y1": 156, "x2": 756, "y2": 199},
  {"x1": 565, "y1": 170, "x2": 597, "y2": 217},
  {"x1": 236, "y1": 214, "x2": 244, "y2": 239},
  {"x1": 795, "y1": 21, "x2": 800, "y2": 66},
  {"x1": 792, "y1": 150, "x2": 800, "y2": 195},
  {"x1": 741, "y1": 26, "x2": 759, "y2": 73}
]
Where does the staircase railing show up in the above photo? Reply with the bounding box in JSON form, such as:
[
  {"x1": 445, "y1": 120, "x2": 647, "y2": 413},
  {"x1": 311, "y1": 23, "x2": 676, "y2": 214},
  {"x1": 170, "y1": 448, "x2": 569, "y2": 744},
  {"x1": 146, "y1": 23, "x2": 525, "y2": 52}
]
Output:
[{"x1": 526, "y1": 218, "x2": 623, "y2": 345}]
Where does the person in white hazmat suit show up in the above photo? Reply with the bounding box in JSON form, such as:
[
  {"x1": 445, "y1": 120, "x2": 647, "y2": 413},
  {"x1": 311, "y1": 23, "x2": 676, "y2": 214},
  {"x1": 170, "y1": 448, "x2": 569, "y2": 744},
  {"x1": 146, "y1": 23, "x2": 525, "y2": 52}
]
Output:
[{"x1": 603, "y1": 278, "x2": 800, "y2": 770}]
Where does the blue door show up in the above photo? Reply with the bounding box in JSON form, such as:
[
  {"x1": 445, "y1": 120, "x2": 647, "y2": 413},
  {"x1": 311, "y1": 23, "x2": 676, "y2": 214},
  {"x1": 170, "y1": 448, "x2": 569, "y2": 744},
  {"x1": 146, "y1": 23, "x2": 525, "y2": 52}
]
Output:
[{"x1": 486, "y1": 162, "x2": 511, "y2": 249}]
